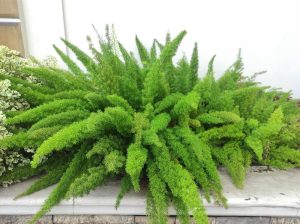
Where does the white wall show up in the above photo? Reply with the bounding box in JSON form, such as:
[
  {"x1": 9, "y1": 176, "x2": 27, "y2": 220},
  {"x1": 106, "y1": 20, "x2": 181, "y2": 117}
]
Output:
[
  {"x1": 21, "y1": 0, "x2": 66, "y2": 58},
  {"x1": 23, "y1": 0, "x2": 300, "y2": 98}
]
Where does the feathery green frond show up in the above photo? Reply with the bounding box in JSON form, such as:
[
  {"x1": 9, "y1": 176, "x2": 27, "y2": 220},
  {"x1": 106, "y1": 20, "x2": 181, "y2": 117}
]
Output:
[
  {"x1": 246, "y1": 107, "x2": 284, "y2": 160},
  {"x1": 29, "y1": 145, "x2": 88, "y2": 224},
  {"x1": 0, "y1": 126, "x2": 63, "y2": 149},
  {"x1": 53, "y1": 45, "x2": 85, "y2": 78},
  {"x1": 16, "y1": 163, "x2": 68, "y2": 199},
  {"x1": 31, "y1": 112, "x2": 111, "y2": 167},
  {"x1": 6, "y1": 99, "x2": 88, "y2": 125},
  {"x1": 190, "y1": 42, "x2": 199, "y2": 85},
  {"x1": 142, "y1": 31, "x2": 187, "y2": 105},
  {"x1": 107, "y1": 94, "x2": 134, "y2": 115},
  {"x1": 104, "y1": 150, "x2": 125, "y2": 173},
  {"x1": 199, "y1": 111, "x2": 241, "y2": 125},
  {"x1": 173, "y1": 197, "x2": 190, "y2": 224},
  {"x1": 115, "y1": 175, "x2": 132, "y2": 209},
  {"x1": 29, "y1": 110, "x2": 90, "y2": 131},
  {"x1": 61, "y1": 38, "x2": 98, "y2": 75},
  {"x1": 125, "y1": 144, "x2": 147, "y2": 192},
  {"x1": 135, "y1": 35, "x2": 151, "y2": 67},
  {"x1": 147, "y1": 161, "x2": 168, "y2": 224},
  {"x1": 66, "y1": 165, "x2": 106, "y2": 199}
]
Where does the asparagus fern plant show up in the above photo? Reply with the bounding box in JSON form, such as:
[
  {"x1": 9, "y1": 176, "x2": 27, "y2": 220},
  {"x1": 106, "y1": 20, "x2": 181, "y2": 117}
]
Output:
[{"x1": 0, "y1": 27, "x2": 299, "y2": 224}]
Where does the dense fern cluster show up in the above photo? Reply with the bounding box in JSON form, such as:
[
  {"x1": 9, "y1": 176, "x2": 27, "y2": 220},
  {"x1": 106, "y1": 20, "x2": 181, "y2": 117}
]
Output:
[{"x1": 0, "y1": 27, "x2": 299, "y2": 224}]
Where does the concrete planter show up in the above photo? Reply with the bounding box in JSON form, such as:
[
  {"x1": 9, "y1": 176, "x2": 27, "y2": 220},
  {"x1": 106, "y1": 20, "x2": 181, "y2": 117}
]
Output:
[{"x1": 0, "y1": 167, "x2": 299, "y2": 223}]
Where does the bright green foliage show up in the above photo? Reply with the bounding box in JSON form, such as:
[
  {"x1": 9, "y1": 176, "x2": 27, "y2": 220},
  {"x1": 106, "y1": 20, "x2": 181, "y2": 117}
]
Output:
[
  {"x1": 200, "y1": 121, "x2": 245, "y2": 141},
  {"x1": 212, "y1": 142, "x2": 246, "y2": 188},
  {"x1": 105, "y1": 107, "x2": 133, "y2": 136},
  {"x1": 146, "y1": 190, "x2": 159, "y2": 224},
  {"x1": 142, "y1": 31, "x2": 186, "y2": 105},
  {"x1": 199, "y1": 111, "x2": 241, "y2": 125},
  {"x1": 190, "y1": 43, "x2": 199, "y2": 86},
  {"x1": 173, "y1": 196, "x2": 190, "y2": 224},
  {"x1": 31, "y1": 112, "x2": 111, "y2": 167},
  {"x1": 15, "y1": 162, "x2": 68, "y2": 199},
  {"x1": 246, "y1": 107, "x2": 284, "y2": 160},
  {"x1": 172, "y1": 91, "x2": 200, "y2": 117},
  {"x1": 125, "y1": 144, "x2": 147, "y2": 191},
  {"x1": 150, "y1": 40, "x2": 157, "y2": 62},
  {"x1": 60, "y1": 38, "x2": 98, "y2": 76},
  {"x1": 147, "y1": 161, "x2": 168, "y2": 224},
  {"x1": 175, "y1": 127, "x2": 226, "y2": 205},
  {"x1": 23, "y1": 67, "x2": 73, "y2": 91},
  {"x1": 29, "y1": 110, "x2": 90, "y2": 131},
  {"x1": 86, "y1": 136, "x2": 124, "y2": 158},
  {"x1": 217, "y1": 49, "x2": 243, "y2": 91},
  {"x1": 104, "y1": 150, "x2": 125, "y2": 173},
  {"x1": 0, "y1": 126, "x2": 63, "y2": 149},
  {"x1": 65, "y1": 165, "x2": 106, "y2": 199},
  {"x1": 53, "y1": 45, "x2": 85, "y2": 78},
  {"x1": 175, "y1": 57, "x2": 192, "y2": 93},
  {"x1": 135, "y1": 36, "x2": 151, "y2": 67},
  {"x1": 107, "y1": 95, "x2": 134, "y2": 115},
  {"x1": 1, "y1": 28, "x2": 299, "y2": 224},
  {"x1": 164, "y1": 129, "x2": 212, "y2": 201},
  {"x1": 265, "y1": 146, "x2": 300, "y2": 169},
  {"x1": 154, "y1": 93, "x2": 183, "y2": 114},
  {"x1": 5, "y1": 99, "x2": 89, "y2": 125},
  {"x1": 115, "y1": 175, "x2": 132, "y2": 208},
  {"x1": 29, "y1": 146, "x2": 88, "y2": 224},
  {"x1": 150, "y1": 113, "x2": 171, "y2": 132},
  {"x1": 152, "y1": 143, "x2": 208, "y2": 224},
  {"x1": 133, "y1": 112, "x2": 149, "y2": 144}
]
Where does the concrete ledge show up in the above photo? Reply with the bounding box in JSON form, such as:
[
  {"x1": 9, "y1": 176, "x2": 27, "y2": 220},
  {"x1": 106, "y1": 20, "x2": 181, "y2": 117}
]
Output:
[{"x1": 0, "y1": 167, "x2": 299, "y2": 217}]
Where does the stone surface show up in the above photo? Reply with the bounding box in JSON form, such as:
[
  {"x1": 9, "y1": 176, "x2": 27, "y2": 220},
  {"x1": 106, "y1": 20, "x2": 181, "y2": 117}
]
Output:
[
  {"x1": 53, "y1": 215, "x2": 134, "y2": 224},
  {"x1": 0, "y1": 215, "x2": 52, "y2": 224},
  {"x1": 214, "y1": 217, "x2": 270, "y2": 224},
  {"x1": 175, "y1": 217, "x2": 216, "y2": 224},
  {"x1": 53, "y1": 216, "x2": 91, "y2": 224},
  {"x1": 270, "y1": 217, "x2": 300, "y2": 224},
  {"x1": 92, "y1": 215, "x2": 134, "y2": 224},
  {"x1": 135, "y1": 215, "x2": 175, "y2": 224},
  {"x1": 1, "y1": 216, "x2": 300, "y2": 224}
]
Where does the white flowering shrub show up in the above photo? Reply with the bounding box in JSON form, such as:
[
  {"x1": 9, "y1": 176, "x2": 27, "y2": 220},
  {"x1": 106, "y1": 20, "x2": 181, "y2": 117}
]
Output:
[{"x1": 0, "y1": 46, "x2": 57, "y2": 186}]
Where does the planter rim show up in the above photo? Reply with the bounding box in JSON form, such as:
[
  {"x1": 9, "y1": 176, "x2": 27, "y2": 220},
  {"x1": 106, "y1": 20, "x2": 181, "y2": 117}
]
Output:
[{"x1": 0, "y1": 166, "x2": 299, "y2": 217}]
